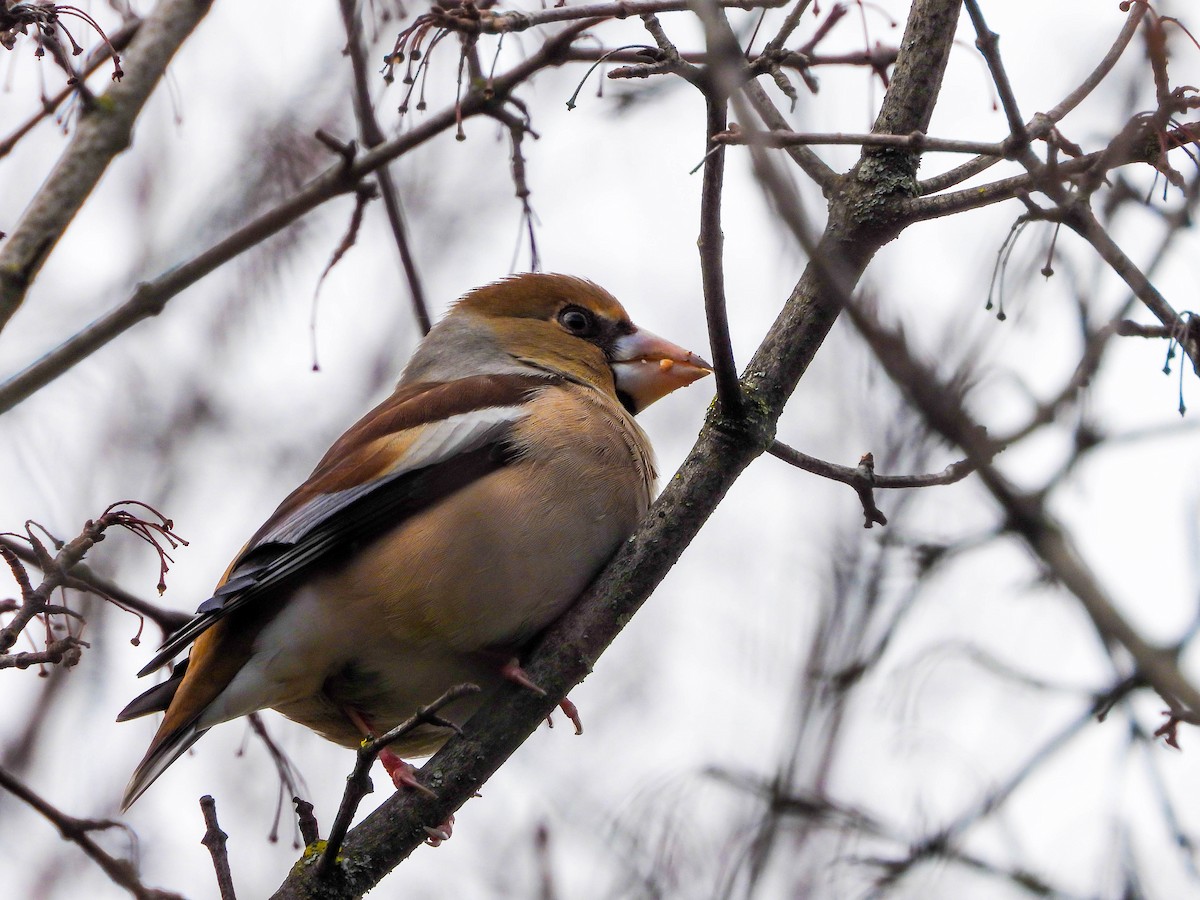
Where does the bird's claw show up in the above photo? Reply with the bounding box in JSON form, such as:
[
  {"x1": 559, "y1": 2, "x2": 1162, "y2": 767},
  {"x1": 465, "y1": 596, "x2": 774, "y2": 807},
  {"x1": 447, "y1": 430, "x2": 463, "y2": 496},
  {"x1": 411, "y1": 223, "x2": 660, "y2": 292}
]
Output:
[{"x1": 379, "y1": 747, "x2": 437, "y2": 798}]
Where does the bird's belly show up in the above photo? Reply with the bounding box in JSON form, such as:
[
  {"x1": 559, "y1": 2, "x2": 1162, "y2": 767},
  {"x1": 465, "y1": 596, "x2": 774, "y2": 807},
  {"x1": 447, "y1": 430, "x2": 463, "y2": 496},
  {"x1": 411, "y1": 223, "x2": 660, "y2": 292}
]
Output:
[{"x1": 273, "y1": 642, "x2": 502, "y2": 753}]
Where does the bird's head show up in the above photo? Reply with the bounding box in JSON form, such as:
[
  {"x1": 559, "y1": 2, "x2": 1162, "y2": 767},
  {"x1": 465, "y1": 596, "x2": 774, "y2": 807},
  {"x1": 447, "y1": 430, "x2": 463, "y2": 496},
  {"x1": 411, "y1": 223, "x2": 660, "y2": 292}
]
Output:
[{"x1": 404, "y1": 273, "x2": 712, "y2": 414}]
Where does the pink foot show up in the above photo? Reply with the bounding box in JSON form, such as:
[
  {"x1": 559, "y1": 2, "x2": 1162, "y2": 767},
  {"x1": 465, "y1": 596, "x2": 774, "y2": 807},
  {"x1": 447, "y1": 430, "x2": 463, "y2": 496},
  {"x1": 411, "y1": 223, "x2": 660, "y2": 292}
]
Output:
[
  {"x1": 346, "y1": 706, "x2": 456, "y2": 845},
  {"x1": 423, "y1": 813, "x2": 456, "y2": 847},
  {"x1": 378, "y1": 745, "x2": 455, "y2": 846},
  {"x1": 558, "y1": 697, "x2": 584, "y2": 735},
  {"x1": 500, "y1": 657, "x2": 547, "y2": 695},
  {"x1": 378, "y1": 747, "x2": 437, "y2": 797},
  {"x1": 500, "y1": 661, "x2": 583, "y2": 735},
  {"x1": 545, "y1": 697, "x2": 584, "y2": 735}
]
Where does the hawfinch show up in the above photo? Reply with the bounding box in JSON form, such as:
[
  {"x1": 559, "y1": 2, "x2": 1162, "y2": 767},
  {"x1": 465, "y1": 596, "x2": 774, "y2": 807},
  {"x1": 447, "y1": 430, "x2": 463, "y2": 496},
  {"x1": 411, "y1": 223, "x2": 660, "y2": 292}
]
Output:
[{"x1": 119, "y1": 273, "x2": 711, "y2": 809}]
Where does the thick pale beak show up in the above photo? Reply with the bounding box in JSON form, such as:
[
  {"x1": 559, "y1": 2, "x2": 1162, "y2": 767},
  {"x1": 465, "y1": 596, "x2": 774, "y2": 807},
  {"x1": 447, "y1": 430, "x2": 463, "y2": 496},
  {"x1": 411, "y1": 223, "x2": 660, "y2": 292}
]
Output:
[{"x1": 611, "y1": 327, "x2": 712, "y2": 413}]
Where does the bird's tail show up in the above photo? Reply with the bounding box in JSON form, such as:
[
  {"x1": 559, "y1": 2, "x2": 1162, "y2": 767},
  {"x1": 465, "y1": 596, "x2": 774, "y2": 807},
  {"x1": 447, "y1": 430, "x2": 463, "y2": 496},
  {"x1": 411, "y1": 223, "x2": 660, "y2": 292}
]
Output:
[{"x1": 121, "y1": 719, "x2": 207, "y2": 811}]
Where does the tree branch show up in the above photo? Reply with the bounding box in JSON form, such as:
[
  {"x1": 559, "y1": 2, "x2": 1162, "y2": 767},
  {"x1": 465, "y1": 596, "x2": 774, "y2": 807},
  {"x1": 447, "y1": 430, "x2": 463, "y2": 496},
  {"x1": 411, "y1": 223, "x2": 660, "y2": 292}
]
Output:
[
  {"x1": 338, "y1": 0, "x2": 431, "y2": 334},
  {"x1": 0, "y1": 0, "x2": 215, "y2": 334},
  {"x1": 0, "y1": 764, "x2": 182, "y2": 900}
]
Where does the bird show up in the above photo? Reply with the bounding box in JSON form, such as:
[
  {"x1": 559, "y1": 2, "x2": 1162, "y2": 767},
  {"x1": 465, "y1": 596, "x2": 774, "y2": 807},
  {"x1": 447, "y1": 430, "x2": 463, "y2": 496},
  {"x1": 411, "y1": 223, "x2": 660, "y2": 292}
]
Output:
[{"x1": 118, "y1": 273, "x2": 711, "y2": 810}]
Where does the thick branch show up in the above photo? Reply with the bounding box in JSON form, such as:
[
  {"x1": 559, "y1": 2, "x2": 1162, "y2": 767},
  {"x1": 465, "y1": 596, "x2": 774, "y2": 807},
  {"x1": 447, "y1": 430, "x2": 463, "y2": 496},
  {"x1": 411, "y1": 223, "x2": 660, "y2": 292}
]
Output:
[{"x1": 0, "y1": 0, "x2": 215, "y2": 334}]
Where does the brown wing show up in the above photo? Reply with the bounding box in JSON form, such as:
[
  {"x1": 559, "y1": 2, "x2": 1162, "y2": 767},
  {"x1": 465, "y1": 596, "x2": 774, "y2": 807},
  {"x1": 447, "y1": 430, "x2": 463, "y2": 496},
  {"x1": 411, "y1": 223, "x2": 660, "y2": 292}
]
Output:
[{"x1": 136, "y1": 374, "x2": 549, "y2": 676}]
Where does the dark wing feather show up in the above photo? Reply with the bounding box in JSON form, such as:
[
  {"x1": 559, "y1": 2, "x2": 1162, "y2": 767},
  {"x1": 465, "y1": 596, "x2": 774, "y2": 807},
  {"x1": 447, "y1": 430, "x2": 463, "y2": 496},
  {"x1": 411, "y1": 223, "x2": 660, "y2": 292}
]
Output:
[{"x1": 117, "y1": 658, "x2": 188, "y2": 721}]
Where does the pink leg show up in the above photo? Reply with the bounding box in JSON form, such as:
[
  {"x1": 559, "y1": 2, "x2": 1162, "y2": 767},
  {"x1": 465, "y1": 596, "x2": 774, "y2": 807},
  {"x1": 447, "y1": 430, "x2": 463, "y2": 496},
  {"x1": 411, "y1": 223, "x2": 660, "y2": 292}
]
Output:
[
  {"x1": 344, "y1": 706, "x2": 453, "y2": 844},
  {"x1": 500, "y1": 657, "x2": 547, "y2": 695},
  {"x1": 500, "y1": 659, "x2": 584, "y2": 735},
  {"x1": 377, "y1": 747, "x2": 436, "y2": 797},
  {"x1": 422, "y1": 813, "x2": 455, "y2": 847},
  {"x1": 557, "y1": 697, "x2": 584, "y2": 735}
]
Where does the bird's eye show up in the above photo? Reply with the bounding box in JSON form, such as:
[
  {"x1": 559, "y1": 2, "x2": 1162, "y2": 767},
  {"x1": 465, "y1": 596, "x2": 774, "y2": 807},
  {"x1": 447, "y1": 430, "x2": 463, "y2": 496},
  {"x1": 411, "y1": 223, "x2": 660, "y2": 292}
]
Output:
[{"x1": 557, "y1": 305, "x2": 596, "y2": 336}]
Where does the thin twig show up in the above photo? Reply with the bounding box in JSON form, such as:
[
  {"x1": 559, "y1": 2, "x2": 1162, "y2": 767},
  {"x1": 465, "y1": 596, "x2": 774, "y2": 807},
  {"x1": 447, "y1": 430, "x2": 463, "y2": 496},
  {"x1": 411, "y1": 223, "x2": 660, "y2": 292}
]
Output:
[
  {"x1": 769, "y1": 440, "x2": 987, "y2": 528},
  {"x1": 692, "y1": 2, "x2": 743, "y2": 414},
  {"x1": 1058, "y1": 200, "x2": 1200, "y2": 373},
  {"x1": 869, "y1": 705, "x2": 1098, "y2": 892},
  {"x1": 338, "y1": 0, "x2": 431, "y2": 334},
  {"x1": 424, "y1": 0, "x2": 789, "y2": 36},
  {"x1": 963, "y1": 0, "x2": 1027, "y2": 145},
  {"x1": 717, "y1": 128, "x2": 1005, "y2": 156},
  {"x1": 0, "y1": 764, "x2": 182, "y2": 900},
  {"x1": 741, "y1": 77, "x2": 839, "y2": 193},
  {"x1": 316, "y1": 683, "x2": 481, "y2": 877},
  {"x1": 293, "y1": 798, "x2": 320, "y2": 847},
  {"x1": 485, "y1": 105, "x2": 542, "y2": 272},
  {"x1": 246, "y1": 713, "x2": 307, "y2": 846},
  {"x1": 0, "y1": 535, "x2": 190, "y2": 637},
  {"x1": 0, "y1": 505, "x2": 184, "y2": 679},
  {"x1": 841, "y1": 298, "x2": 1200, "y2": 725},
  {"x1": 200, "y1": 796, "x2": 237, "y2": 900},
  {"x1": 0, "y1": 18, "x2": 142, "y2": 160},
  {"x1": 564, "y1": 44, "x2": 894, "y2": 72},
  {"x1": 917, "y1": 1, "x2": 1147, "y2": 196},
  {"x1": 901, "y1": 118, "x2": 1200, "y2": 222},
  {"x1": 762, "y1": 0, "x2": 814, "y2": 55}
]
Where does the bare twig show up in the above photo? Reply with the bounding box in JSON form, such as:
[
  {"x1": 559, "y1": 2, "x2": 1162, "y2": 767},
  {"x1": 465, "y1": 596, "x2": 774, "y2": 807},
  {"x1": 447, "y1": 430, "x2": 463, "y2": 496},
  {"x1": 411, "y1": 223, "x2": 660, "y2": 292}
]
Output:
[
  {"x1": 1115, "y1": 320, "x2": 1176, "y2": 339},
  {"x1": 564, "y1": 43, "x2": 895, "y2": 73},
  {"x1": 717, "y1": 127, "x2": 1005, "y2": 156},
  {"x1": 0, "y1": 17, "x2": 142, "y2": 160},
  {"x1": 316, "y1": 683, "x2": 481, "y2": 877},
  {"x1": 741, "y1": 77, "x2": 839, "y2": 193},
  {"x1": 901, "y1": 117, "x2": 1200, "y2": 221},
  {"x1": 842, "y1": 298, "x2": 1200, "y2": 725},
  {"x1": 692, "y1": 3, "x2": 743, "y2": 414},
  {"x1": 485, "y1": 105, "x2": 542, "y2": 272},
  {"x1": 768, "y1": 440, "x2": 982, "y2": 528},
  {"x1": 963, "y1": 0, "x2": 1028, "y2": 146},
  {"x1": 1, "y1": 504, "x2": 186, "y2": 669},
  {"x1": 338, "y1": 0, "x2": 431, "y2": 334},
  {"x1": 246, "y1": 714, "x2": 308, "y2": 846},
  {"x1": 870, "y1": 705, "x2": 1097, "y2": 891},
  {"x1": 917, "y1": 1, "x2": 1147, "y2": 196},
  {"x1": 0, "y1": 765, "x2": 182, "y2": 900},
  {"x1": 200, "y1": 796, "x2": 237, "y2": 900},
  {"x1": 293, "y1": 797, "x2": 320, "y2": 847},
  {"x1": 408, "y1": 0, "x2": 790, "y2": 37},
  {"x1": 1057, "y1": 200, "x2": 1200, "y2": 373},
  {"x1": 0, "y1": 535, "x2": 190, "y2": 637}
]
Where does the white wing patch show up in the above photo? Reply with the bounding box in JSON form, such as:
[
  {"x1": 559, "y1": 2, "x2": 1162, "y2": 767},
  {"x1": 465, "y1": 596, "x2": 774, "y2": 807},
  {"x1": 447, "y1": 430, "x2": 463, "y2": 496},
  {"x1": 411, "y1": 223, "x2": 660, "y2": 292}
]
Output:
[{"x1": 252, "y1": 404, "x2": 530, "y2": 548}]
